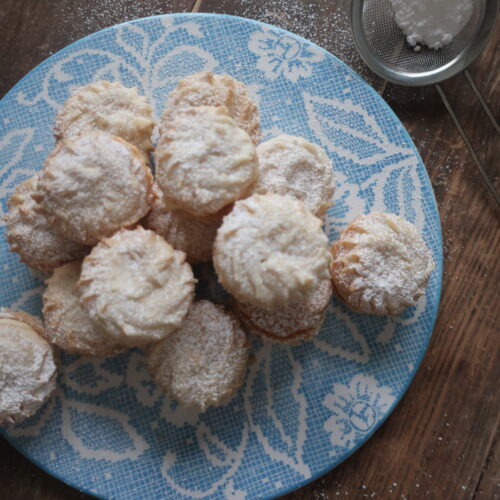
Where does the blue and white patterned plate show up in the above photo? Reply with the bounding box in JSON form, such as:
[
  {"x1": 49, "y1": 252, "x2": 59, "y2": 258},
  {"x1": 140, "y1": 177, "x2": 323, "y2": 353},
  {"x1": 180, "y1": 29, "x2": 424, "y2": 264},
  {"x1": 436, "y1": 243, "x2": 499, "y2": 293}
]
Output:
[{"x1": 0, "y1": 13, "x2": 442, "y2": 500}]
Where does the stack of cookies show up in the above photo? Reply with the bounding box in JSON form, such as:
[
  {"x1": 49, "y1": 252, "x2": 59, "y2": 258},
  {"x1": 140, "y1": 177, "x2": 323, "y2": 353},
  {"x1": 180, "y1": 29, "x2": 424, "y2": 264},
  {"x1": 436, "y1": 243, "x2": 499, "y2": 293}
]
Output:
[{"x1": 1, "y1": 72, "x2": 434, "y2": 422}]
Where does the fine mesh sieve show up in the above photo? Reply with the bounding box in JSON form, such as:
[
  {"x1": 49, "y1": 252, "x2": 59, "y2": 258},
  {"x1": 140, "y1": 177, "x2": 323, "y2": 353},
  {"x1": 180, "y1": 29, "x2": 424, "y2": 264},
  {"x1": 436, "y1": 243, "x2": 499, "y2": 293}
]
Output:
[
  {"x1": 351, "y1": 0, "x2": 498, "y2": 86},
  {"x1": 351, "y1": 0, "x2": 500, "y2": 205}
]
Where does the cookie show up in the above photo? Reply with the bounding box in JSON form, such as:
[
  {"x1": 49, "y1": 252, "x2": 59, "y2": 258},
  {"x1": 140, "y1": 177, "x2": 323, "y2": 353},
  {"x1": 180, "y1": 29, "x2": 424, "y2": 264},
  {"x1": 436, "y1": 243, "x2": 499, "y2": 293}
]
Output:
[
  {"x1": 146, "y1": 300, "x2": 248, "y2": 411},
  {"x1": 42, "y1": 262, "x2": 126, "y2": 357},
  {"x1": 213, "y1": 193, "x2": 331, "y2": 308},
  {"x1": 329, "y1": 212, "x2": 435, "y2": 315},
  {"x1": 160, "y1": 72, "x2": 261, "y2": 143},
  {"x1": 5, "y1": 176, "x2": 88, "y2": 271},
  {"x1": 253, "y1": 134, "x2": 335, "y2": 217},
  {"x1": 233, "y1": 278, "x2": 332, "y2": 344},
  {"x1": 54, "y1": 80, "x2": 154, "y2": 155},
  {"x1": 143, "y1": 194, "x2": 221, "y2": 264},
  {"x1": 0, "y1": 309, "x2": 57, "y2": 426},
  {"x1": 79, "y1": 227, "x2": 195, "y2": 347},
  {"x1": 35, "y1": 132, "x2": 156, "y2": 245},
  {"x1": 155, "y1": 106, "x2": 258, "y2": 217}
]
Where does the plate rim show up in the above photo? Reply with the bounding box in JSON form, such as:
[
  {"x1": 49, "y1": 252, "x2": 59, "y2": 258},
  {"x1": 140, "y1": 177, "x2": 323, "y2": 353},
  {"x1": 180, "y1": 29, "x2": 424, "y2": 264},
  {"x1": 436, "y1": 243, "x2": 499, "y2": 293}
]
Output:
[{"x1": 0, "y1": 12, "x2": 443, "y2": 500}]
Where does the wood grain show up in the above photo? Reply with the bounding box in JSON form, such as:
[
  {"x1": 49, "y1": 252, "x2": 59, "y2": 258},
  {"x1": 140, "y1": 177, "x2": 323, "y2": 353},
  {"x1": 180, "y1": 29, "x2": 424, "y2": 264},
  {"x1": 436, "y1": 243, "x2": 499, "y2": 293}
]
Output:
[
  {"x1": 0, "y1": 1, "x2": 499, "y2": 499},
  {"x1": 0, "y1": 0, "x2": 194, "y2": 97}
]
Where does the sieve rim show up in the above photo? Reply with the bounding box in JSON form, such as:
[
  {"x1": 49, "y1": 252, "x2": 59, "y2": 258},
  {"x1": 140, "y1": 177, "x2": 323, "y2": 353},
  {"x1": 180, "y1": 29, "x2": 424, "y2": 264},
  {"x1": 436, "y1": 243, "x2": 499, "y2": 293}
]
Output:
[{"x1": 351, "y1": 0, "x2": 499, "y2": 86}]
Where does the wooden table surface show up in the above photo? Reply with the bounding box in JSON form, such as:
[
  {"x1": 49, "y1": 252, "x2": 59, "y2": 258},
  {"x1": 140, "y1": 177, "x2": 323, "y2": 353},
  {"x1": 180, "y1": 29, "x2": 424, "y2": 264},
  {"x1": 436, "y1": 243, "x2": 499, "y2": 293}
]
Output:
[{"x1": 1, "y1": 1, "x2": 498, "y2": 499}]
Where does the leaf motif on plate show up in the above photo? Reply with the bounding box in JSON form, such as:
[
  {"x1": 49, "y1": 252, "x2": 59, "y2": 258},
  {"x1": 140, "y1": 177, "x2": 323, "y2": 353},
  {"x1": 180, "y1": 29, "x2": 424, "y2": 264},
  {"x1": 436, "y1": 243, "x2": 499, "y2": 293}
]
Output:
[
  {"x1": 125, "y1": 351, "x2": 162, "y2": 407},
  {"x1": 0, "y1": 128, "x2": 35, "y2": 177},
  {"x1": 61, "y1": 358, "x2": 123, "y2": 396},
  {"x1": 223, "y1": 479, "x2": 247, "y2": 500},
  {"x1": 61, "y1": 400, "x2": 149, "y2": 462},
  {"x1": 16, "y1": 50, "x2": 126, "y2": 110},
  {"x1": 149, "y1": 45, "x2": 217, "y2": 106},
  {"x1": 196, "y1": 422, "x2": 242, "y2": 468},
  {"x1": 359, "y1": 155, "x2": 425, "y2": 230},
  {"x1": 115, "y1": 23, "x2": 150, "y2": 71},
  {"x1": 159, "y1": 396, "x2": 202, "y2": 428},
  {"x1": 313, "y1": 303, "x2": 371, "y2": 364},
  {"x1": 160, "y1": 418, "x2": 249, "y2": 498},
  {"x1": 244, "y1": 344, "x2": 311, "y2": 478},
  {"x1": 324, "y1": 171, "x2": 366, "y2": 241},
  {"x1": 9, "y1": 286, "x2": 45, "y2": 312},
  {"x1": 0, "y1": 128, "x2": 36, "y2": 220},
  {"x1": 303, "y1": 92, "x2": 412, "y2": 166},
  {"x1": 376, "y1": 294, "x2": 428, "y2": 344}
]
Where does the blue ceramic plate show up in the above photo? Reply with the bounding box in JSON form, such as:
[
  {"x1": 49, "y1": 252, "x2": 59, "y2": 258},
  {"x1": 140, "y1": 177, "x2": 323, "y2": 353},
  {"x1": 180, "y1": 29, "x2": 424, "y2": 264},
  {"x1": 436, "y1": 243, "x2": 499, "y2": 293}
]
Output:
[{"x1": 0, "y1": 13, "x2": 442, "y2": 500}]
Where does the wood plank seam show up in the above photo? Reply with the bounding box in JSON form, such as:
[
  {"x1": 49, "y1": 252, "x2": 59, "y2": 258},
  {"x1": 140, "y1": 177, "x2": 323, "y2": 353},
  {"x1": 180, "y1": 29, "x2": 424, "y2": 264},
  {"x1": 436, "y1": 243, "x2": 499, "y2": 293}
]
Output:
[{"x1": 472, "y1": 422, "x2": 500, "y2": 498}]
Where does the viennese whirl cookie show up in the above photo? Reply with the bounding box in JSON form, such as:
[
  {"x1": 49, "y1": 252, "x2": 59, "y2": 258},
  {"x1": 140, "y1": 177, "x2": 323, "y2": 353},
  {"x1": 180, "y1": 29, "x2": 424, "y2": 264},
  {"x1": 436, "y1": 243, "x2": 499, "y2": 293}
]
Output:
[
  {"x1": 155, "y1": 106, "x2": 258, "y2": 217},
  {"x1": 55, "y1": 80, "x2": 154, "y2": 156},
  {"x1": 214, "y1": 194, "x2": 330, "y2": 309},
  {"x1": 79, "y1": 227, "x2": 195, "y2": 347},
  {"x1": 36, "y1": 132, "x2": 156, "y2": 245},
  {"x1": 146, "y1": 300, "x2": 248, "y2": 411},
  {"x1": 330, "y1": 212, "x2": 434, "y2": 315},
  {"x1": 160, "y1": 72, "x2": 261, "y2": 143},
  {"x1": 0, "y1": 309, "x2": 57, "y2": 426}
]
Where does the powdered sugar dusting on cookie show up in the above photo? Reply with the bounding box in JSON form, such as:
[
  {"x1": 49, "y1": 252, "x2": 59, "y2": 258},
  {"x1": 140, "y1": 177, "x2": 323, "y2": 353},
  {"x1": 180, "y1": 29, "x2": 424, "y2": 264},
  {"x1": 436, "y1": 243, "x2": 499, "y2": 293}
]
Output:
[
  {"x1": 254, "y1": 134, "x2": 335, "y2": 217},
  {"x1": 330, "y1": 212, "x2": 434, "y2": 315},
  {"x1": 79, "y1": 227, "x2": 195, "y2": 347},
  {"x1": 37, "y1": 132, "x2": 155, "y2": 245},
  {"x1": 0, "y1": 309, "x2": 57, "y2": 426},
  {"x1": 156, "y1": 106, "x2": 258, "y2": 217},
  {"x1": 214, "y1": 194, "x2": 330, "y2": 308},
  {"x1": 234, "y1": 278, "x2": 332, "y2": 344},
  {"x1": 55, "y1": 80, "x2": 154, "y2": 154},
  {"x1": 43, "y1": 261, "x2": 126, "y2": 357},
  {"x1": 5, "y1": 176, "x2": 88, "y2": 271},
  {"x1": 160, "y1": 72, "x2": 261, "y2": 143},
  {"x1": 146, "y1": 300, "x2": 249, "y2": 411}
]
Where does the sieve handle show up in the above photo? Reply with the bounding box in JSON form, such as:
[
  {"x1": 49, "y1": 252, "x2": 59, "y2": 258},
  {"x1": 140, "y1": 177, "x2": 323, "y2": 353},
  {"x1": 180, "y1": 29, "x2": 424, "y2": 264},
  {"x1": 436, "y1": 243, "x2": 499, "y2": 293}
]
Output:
[
  {"x1": 435, "y1": 83, "x2": 500, "y2": 207},
  {"x1": 464, "y1": 70, "x2": 500, "y2": 136}
]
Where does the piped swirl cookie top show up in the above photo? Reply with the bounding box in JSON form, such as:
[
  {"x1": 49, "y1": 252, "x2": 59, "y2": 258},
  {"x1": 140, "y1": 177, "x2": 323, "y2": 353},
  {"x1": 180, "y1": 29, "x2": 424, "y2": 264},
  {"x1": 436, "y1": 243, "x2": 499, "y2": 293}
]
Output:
[
  {"x1": 5, "y1": 176, "x2": 88, "y2": 271},
  {"x1": 78, "y1": 226, "x2": 195, "y2": 347},
  {"x1": 214, "y1": 193, "x2": 330, "y2": 309},
  {"x1": 36, "y1": 132, "x2": 155, "y2": 246},
  {"x1": 160, "y1": 72, "x2": 261, "y2": 144},
  {"x1": 43, "y1": 261, "x2": 126, "y2": 357},
  {"x1": 330, "y1": 212, "x2": 434, "y2": 315},
  {"x1": 155, "y1": 106, "x2": 258, "y2": 217},
  {"x1": 253, "y1": 134, "x2": 335, "y2": 217},
  {"x1": 54, "y1": 80, "x2": 154, "y2": 155}
]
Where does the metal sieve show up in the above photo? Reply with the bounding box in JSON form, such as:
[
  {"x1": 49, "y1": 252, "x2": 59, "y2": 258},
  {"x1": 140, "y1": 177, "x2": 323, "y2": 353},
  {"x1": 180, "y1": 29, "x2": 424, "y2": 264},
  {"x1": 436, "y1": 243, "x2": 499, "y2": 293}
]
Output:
[{"x1": 351, "y1": 0, "x2": 499, "y2": 205}]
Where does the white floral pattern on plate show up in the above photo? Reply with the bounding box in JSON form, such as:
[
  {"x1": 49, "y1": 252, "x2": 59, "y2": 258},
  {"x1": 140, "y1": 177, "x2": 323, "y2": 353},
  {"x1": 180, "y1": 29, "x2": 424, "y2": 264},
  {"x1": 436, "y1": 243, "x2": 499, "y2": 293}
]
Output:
[
  {"x1": 323, "y1": 374, "x2": 396, "y2": 450},
  {"x1": 0, "y1": 14, "x2": 441, "y2": 500},
  {"x1": 249, "y1": 28, "x2": 324, "y2": 82}
]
